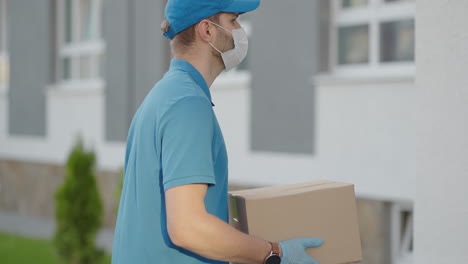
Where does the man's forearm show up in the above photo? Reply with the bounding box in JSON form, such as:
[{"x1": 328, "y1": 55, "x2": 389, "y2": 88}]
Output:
[{"x1": 172, "y1": 212, "x2": 277, "y2": 264}]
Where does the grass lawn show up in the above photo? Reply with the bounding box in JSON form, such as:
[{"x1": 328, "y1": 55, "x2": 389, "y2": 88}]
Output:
[{"x1": 0, "y1": 232, "x2": 111, "y2": 264}]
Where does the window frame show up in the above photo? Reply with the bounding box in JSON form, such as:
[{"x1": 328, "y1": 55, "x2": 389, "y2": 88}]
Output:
[
  {"x1": 331, "y1": 0, "x2": 416, "y2": 79},
  {"x1": 390, "y1": 201, "x2": 414, "y2": 264},
  {"x1": 0, "y1": 0, "x2": 8, "y2": 93},
  {"x1": 56, "y1": 0, "x2": 105, "y2": 91}
]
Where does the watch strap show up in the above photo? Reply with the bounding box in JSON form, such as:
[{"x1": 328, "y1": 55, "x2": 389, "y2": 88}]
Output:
[{"x1": 270, "y1": 242, "x2": 280, "y2": 255}]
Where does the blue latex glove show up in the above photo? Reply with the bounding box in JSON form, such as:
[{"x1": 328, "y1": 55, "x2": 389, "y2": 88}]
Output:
[{"x1": 278, "y1": 237, "x2": 324, "y2": 264}]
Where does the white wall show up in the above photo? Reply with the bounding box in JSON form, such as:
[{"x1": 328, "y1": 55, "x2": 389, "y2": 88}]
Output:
[
  {"x1": 211, "y1": 76, "x2": 416, "y2": 202},
  {"x1": 0, "y1": 87, "x2": 125, "y2": 171},
  {"x1": 415, "y1": 1, "x2": 468, "y2": 263},
  {"x1": 0, "y1": 70, "x2": 417, "y2": 264},
  {"x1": 0, "y1": 76, "x2": 415, "y2": 202}
]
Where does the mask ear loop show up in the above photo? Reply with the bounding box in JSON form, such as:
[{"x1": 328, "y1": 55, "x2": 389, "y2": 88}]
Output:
[
  {"x1": 207, "y1": 20, "x2": 230, "y2": 33},
  {"x1": 204, "y1": 20, "x2": 227, "y2": 54},
  {"x1": 209, "y1": 42, "x2": 223, "y2": 54}
]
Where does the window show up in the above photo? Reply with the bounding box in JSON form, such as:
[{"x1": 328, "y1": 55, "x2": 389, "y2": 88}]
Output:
[
  {"x1": 0, "y1": 0, "x2": 8, "y2": 90},
  {"x1": 341, "y1": 0, "x2": 368, "y2": 8},
  {"x1": 58, "y1": 0, "x2": 105, "y2": 88},
  {"x1": 380, "y1": 19, "x2": 414, "y2": 62},
  {"x1": 338, "y1": 24, "x2": 369, "y2": 65},
  {"x1": 390, "y1": 202, "x2": 413, "y2": 264},
  {"x1": 333, "y1": 0, "x2": 415, "y2": 77}
]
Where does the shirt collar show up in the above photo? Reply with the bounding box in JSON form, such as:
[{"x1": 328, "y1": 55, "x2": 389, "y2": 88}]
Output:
[{"x1": 169, "y1": 59, "x2": 215, "y2": 106}]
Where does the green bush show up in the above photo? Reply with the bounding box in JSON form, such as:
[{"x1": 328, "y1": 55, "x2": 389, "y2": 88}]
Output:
[{"x1": 54, "y1": 138, "x2": 104, "y2": 264}]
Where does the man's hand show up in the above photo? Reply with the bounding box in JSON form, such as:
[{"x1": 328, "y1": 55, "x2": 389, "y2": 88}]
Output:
[{"x1": 278, "y1": 237, "x2": 324, "y2": 264}]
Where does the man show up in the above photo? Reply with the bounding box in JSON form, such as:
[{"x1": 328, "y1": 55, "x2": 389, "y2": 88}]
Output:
[{"x1": 112, "y1": 0, "x2": 324, "y2": 263}]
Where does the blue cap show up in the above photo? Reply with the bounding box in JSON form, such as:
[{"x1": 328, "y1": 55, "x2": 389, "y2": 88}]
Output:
[{"x1": 163, "y1": 0, "x2": 260, "y2": 39}]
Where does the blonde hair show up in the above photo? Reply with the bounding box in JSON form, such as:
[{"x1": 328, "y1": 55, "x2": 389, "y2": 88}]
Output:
[{"x1": 161, "y1": 13, "x2": 221, "y2": 55}]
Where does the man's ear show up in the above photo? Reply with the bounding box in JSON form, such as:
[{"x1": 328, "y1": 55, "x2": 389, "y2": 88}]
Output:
[{"x1": 196, "y1": 20, "x2": 216, "y2": 43}]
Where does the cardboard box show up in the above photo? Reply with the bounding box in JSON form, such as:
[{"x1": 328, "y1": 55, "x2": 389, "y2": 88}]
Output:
[{"x1": 228, "y1": 180, "x2": 362, "y2": 264}]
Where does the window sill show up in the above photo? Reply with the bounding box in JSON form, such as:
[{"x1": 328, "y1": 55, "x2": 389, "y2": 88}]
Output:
[
  {"x1": 47, "y1": 79, "x2": 105, "y2": 96},
  {"x1": 313, "y1": 73, "x2": 414, "y2": 87},
  {"x1": 397, "y1": 253, "x2": 414, "y2": 264},
  {"x1": 313, "y1": 63, "x2": 415, "y2": 87},
  {"x1": 60, "y1": 40, "x2": 105, "y2": 56}
]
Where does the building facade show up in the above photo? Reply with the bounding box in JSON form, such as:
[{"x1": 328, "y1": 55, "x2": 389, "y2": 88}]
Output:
[{"x1": 0, "y1": 0, "x2": 422, "y2": 263}]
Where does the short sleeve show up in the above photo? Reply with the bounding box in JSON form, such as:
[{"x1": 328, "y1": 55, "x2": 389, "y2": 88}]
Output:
[{"x1": 160, "y1": 96, "x2": 216, "y2": 191}]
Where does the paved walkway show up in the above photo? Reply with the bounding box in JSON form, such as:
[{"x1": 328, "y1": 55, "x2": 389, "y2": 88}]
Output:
[{"x1": 0, "y1": 210, "x2": 114, "y2": 253}]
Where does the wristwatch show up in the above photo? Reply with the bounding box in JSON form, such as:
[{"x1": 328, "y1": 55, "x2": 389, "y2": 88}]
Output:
[{"x1": 263, "y1": 242, "x2": 281, "y2": 264}]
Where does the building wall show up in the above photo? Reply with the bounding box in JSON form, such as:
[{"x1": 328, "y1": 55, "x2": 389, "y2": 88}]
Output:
[
  {"x1": 103, "y1": 0, "x2": 132, "y2": 142},
  {"x1": 211, "y1": 77, "x2": 415, "y2": 202},
  {"x1": 250, "y1": 0, "x2": 321, "y2": 154},
  {"x1": 104, "y1": 0, "x2": 168, "y2": 142},
  {"x1": 0, "y1": 0, "x2": 416, "y2": 203},
  {"x1": 415, "y1": 1, "x2": 468, "y2": 263},
  {"x1": 8, "y1": 0, "x2": 50, "y2": 137},
  {"x1": 0, "y1": 0, "x2": 421, "y2": 263}
]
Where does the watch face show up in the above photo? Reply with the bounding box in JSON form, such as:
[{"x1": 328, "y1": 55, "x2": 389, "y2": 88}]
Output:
[{"x1": 266, "y1": 255, "x2": 281, "y2": 264}]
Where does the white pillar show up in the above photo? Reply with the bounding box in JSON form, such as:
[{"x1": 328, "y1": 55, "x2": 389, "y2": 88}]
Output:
[{"x1": 415, "y1": 1, "x2": 468, "y2": 263}]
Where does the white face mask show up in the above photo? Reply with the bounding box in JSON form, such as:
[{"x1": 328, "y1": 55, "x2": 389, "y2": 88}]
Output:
[{"x1": 207, "y1": 21, "x2": 248, "y2": 72}]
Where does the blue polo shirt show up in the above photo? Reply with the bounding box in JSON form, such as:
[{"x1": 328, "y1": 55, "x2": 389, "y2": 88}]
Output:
[{"x1": 112, "y1": 59, "x2": 229, "y2": 264}]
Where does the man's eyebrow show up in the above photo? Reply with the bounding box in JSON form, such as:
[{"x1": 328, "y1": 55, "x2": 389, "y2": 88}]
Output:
[{"x1": 233, "y1": 13, "x2": 239, "y2": 19}]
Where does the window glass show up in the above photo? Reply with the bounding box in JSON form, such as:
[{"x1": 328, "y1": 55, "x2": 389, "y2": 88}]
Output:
[
  {"x1": 60, "y1": 0, "x2": 104, "y2": 83},
  {"x1": 65, "y1": 0, "x2": 73, "y2": 43},
  {"x1": 385, "y1": 0, "x2": 414, "y2": 3},
  {"x1": 79, "y1": 0, "x2": 92, "y2": 41},
  {"x1": 338, "y1": 24, "x2": 369, "y2": 65},
  {"x1": 0, "y1": 0, "x2": 9, "y2": 88},
  {"x1": 342, "y1": 0, "x2": 368, "y2": 8},
  {"x1": 62, "y1": 57, "x2": 72, "y2": 81},
  {"x1": 380, "y1": 19, "x2": 415, "y2": 62}
]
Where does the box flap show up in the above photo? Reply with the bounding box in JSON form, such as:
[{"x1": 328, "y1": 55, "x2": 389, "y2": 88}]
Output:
[
  {"x1": 230, "y1": 180, "x2": 353, "y2": 200},
  {"x1": 229, "y1": 180, "x2": 331, "y2": 197}
]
